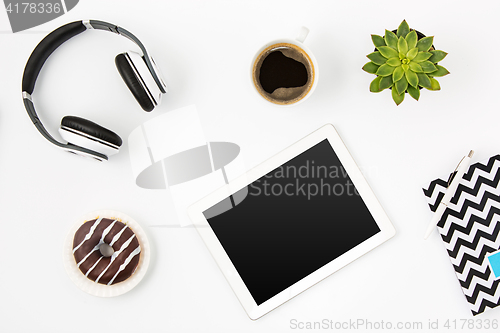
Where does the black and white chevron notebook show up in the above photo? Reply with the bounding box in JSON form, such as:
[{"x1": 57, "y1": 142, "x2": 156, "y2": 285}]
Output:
[{"x1": 423, "y1": 154, "x2": 500, "y2": 315}]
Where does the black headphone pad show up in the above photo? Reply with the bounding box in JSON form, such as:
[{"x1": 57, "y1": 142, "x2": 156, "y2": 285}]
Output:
[
  {"x1": 61, "y1": 116, "x2": 123, "y2": 149},
  {"x1": 115, "y1": 53, "x2": 155, "y2": 112}
]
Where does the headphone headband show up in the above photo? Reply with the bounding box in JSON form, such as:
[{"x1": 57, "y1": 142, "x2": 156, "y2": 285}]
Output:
[
  {"x1": 22, "y1": 21, "x2": 85, "y2": 94},
  {"x1": 22, "y1": 20, "x2": 166, "y2": 95},
  {"x1": 21, "y1": 20, "x2": 164, "y2": 161}
]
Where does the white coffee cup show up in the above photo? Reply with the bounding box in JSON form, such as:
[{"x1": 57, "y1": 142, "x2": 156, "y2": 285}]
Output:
[{"x1": 251, "y1": 27, "x2": 319, "y2": 106}]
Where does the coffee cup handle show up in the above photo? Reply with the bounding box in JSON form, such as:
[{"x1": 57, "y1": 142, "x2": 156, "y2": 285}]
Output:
[{"x1": 295, "y1": 26, "x2": 309, "y2": 43}]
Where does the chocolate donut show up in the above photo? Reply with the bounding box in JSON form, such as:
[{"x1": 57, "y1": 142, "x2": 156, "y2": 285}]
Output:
[{"x1": 72, "y1": 217, "x2": 141, "y2": 285}]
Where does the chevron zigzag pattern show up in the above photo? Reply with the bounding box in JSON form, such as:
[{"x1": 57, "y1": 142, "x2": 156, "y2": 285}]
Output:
[{"x1": 423, "y1": 154, "x2": 500, "y2": 315}]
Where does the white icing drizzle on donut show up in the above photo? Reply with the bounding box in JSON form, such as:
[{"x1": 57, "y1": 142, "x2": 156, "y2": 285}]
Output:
[
  {"x1": 86, "y1": 257, "x2": 103, "y2": 277},
  {"x1": 107, "y1": 245, "x2": 141, "y2": 285},
  {"x1": 72, "y1": 218, "x2": 103, "y2": 254},
  {"x1": 95, "y1": 234, "x2": 136, "y2": 284},
  {"x1": 76, "y1": 220, "x2": 117, "y2": 268},
  {"x1": 109, "y1": 224, "x2": 128, "y2": 247}
]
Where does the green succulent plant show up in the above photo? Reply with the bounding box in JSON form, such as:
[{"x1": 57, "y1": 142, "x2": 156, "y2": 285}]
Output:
[{"x1": 362, "y1": 20, "x2": 449, "y2": 105}]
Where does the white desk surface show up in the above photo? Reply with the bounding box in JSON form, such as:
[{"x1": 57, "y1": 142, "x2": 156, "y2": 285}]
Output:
[{"x1": 1, "y1": 1, "x2": 499, "y2": 332}]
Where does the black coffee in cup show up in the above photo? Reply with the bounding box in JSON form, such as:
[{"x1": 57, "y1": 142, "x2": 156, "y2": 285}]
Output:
[{"x1": 252, "y1": 43, "x2": 314, "y2": 105}]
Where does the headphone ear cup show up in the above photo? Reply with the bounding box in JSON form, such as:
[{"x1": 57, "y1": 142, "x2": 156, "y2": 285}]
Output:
[
  {"x1": 115, "y1": 53, "x2": 155, "y2": 112},
  {"x1": 59, "y1": 116, "x2": 122, "y2": 157}
]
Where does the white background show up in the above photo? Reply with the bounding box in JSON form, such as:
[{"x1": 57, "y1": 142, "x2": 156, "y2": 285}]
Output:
[{"x1": 1, "y1": 0, "x2": 499, "y2": 332}]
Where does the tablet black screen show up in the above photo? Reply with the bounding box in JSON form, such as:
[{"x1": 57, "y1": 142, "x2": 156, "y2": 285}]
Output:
[{"x1": 203, "y1": 139, "x2": 380, "y2": 305}]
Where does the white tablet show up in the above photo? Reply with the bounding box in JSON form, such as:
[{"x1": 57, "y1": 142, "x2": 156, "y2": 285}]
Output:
[{"x1": 188, "y1": 124, "x2": 396, "y2": 319}]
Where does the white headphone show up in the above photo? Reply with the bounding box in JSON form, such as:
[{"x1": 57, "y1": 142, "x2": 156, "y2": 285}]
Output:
[{"x1": 22, "y1": 20, "x2": 168, "y2": 161}]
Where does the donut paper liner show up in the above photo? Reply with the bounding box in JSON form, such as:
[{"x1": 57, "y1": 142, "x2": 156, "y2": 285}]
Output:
[{"x1": 63, "y1": 210, "x2": 151, "y2": 297}]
